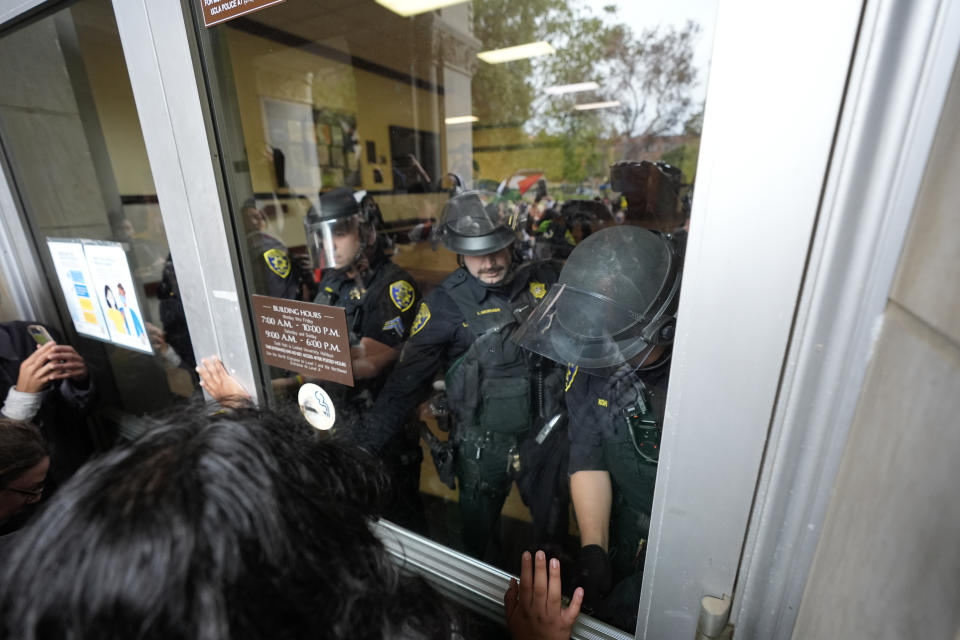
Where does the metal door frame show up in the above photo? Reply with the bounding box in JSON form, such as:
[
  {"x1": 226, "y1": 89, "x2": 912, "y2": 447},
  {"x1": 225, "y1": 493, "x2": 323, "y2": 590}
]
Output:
[{"x1": 732, "y1": 1, "x2": 960, "y2": 638}]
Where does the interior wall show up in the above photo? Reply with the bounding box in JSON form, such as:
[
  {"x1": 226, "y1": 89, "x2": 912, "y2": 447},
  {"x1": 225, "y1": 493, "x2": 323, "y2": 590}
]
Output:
[
  {"x1": 64, "y1": 8, "x2": 449, "y2": 258},
  {"x1": 0, "y1": 17, "x2": 111, "y2": 244},
  {"x1": 72, "y1": 0, "x2": 154, "y2": 197},
  {"x1": 792, "y1": 56, "x2": 960, "y2": 640},
  {"x1": 225, "y1": 26, "x2": 441, "y2": 195}
]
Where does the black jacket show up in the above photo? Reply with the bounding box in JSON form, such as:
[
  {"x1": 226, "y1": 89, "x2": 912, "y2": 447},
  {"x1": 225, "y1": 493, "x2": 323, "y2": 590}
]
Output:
[{"x1": 0, "y1": 321, "x2": 95, "y2": 491}]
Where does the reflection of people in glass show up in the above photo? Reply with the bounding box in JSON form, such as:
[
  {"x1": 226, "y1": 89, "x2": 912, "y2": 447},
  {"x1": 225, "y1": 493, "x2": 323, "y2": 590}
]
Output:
[
  {"x1": 116, "y1": 283, "x2": 145, "y2": 340},
  {"x1": 516, "y1": 226, "x2": 682, "y2": 630},
  {"x1": 151, "y1": 255, "x2": 197, "y2": 374},
  {"x1": 242, "y1": 199, "x2": 305, "y2": 301},
  {"x1": 109, "y1": 212, "x2": 166, "y2": 282},
  {"x1": 357, "y1": 190, "x2": 567, "y2": 562},
  {"x1": 103, "y1": 286, "x2": 128, "y2": 335}
]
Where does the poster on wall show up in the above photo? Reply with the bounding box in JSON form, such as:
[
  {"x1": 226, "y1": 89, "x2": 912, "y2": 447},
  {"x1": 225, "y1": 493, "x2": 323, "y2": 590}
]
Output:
[
  {"x1": 314, "y1": 106, "x2": 360, "y2": 186},
  {"x1": 46, "y1": 238, "x2": 154, "y2": 354},
  {"x1": 261, "y1": 98, "x2": 362, "y2": 192},
  {"x1": 46, "y1": 238, "x2": 110, "y2": 342},
  {"x1": 261, "y1": 98, "x2": 322, "y2": 192}
]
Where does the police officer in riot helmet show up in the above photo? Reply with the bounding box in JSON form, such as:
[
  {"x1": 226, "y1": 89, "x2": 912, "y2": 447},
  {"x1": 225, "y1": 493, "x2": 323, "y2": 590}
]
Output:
[
  {"x1": 357, "y1": 190, "x2": 567, "y2": 561},
  {"x1": 515, "y1": 225, "x2": 682, "y2": 629},
  {"x1": 302, "y1": 187, "x2": 424, "y2": 528},
  {"x1": 304, "y1": 187, "x2": 418, "y2": 383}
]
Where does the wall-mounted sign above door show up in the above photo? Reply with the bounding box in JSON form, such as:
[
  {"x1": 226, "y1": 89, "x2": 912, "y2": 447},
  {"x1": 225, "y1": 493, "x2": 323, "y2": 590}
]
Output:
[{"x1": 200, "y1": 0, "x2": 286, "y2": 28}]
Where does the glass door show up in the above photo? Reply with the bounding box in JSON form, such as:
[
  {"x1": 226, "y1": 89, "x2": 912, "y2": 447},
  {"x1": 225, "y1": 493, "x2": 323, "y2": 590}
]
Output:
[
  {"x1": 190, "y1": 0, "x2": 718, "y2": 634},
  {"x1": 0, "y1": 0, "x2": 202, "y2": 469}
]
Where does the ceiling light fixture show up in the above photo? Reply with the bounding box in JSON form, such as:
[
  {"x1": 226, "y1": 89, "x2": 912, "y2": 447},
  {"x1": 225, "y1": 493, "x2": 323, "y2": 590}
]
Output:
[
  {"x1": 545, "y1": 81, "x2": 600, "y2": 95},
  {"x1": 574, "y1": 100, "x2": 621, "y2": 111},
  {"x1": 445, "y1": 115, "x2": 479, "y2": 125},
  {"x1": 374, "y1": 0, "x2": 467, "y2": 18},
  {"x1": 477, "y1": 41, "x2": 556, "y2": 64}
]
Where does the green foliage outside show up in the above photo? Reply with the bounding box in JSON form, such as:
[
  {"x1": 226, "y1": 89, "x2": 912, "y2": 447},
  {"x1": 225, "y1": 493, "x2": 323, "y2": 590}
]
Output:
[{"x1": 471, "y1": 0, "x2": 704, "y2": 191}]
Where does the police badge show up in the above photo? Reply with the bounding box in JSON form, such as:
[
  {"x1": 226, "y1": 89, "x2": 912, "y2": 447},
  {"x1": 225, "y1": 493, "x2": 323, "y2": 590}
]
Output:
[
  {"x1": 389, "y1": 280, "x2": 415, "y2": 311},
  {"x1": 263, "y1": 248, "x2": 291, "y2": 278},
  {"x1": 564, "y1": 364, "x2": 578, "y2": 392},
  {"x1": 411, "y1": 301, "x2": 431, "y2": 336},
  {"x1": 529, "y1": 281, "x2": 547, "y2": 300}
]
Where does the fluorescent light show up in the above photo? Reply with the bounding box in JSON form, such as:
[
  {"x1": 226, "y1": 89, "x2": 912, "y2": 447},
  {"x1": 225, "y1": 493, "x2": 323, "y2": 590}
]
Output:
[
  {"x1": 477, "y1": 41, "x2": 556, "y2": 64},
  {"x1": 574, "y1": 100, "x2": 621, "y2": 111},
  {"x1": 545, "y1": 81, "x2": 600, "y2": 96},
  {"x1": 375, "y1": 0, "x2": 467, "y2": 18},
  {"x1": 445, "y1": 115, "x2": 479, "y2": 125}
]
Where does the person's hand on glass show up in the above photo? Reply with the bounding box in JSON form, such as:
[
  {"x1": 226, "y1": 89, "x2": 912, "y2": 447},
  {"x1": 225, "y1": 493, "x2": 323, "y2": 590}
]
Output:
[
  {"x1": 147, "y1": 322, "x2": 184, "y2": 369},
  {"x1": 146, "y1": 322, "x2": 168, "y2": 354},
  {"x1": 504, "y1": 550, "x2": 583, "y2": 640},
  {"x1": 197, "y1": 356, "x2": 251, "y2": 408}
]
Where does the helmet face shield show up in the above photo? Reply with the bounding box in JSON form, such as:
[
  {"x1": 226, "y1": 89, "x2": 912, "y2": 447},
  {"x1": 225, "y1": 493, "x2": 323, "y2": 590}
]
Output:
[
  {"x1": 439, "y1": 190, "x2": 519, "y2": 255},
  {"x1": 305, "y1": 214, "x2": 362, "y2": 270},
  {"x1": 515, "y1": 226, "x2": 682, "y2": 374},
  {"x1": 514, "y1": 283, "x2": 654, "y2": 375}
]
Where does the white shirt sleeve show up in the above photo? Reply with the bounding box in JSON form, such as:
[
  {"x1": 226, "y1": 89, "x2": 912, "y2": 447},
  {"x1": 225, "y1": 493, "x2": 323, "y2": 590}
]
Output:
[{"x1": 0, "y1": 387, "x2": 42, "y2": 421}]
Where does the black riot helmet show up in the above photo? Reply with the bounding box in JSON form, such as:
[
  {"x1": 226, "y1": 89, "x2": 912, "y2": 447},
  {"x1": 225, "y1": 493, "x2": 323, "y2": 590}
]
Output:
[
  {"x1": 438, "y1": 190, "x2": 518, "y2": 256},
  {"x1": 303, "y1": 187, "x2": 377, "y2": 271},
  {"x1": 515, "y1": 226, "x2": 682, "y2": 373}
]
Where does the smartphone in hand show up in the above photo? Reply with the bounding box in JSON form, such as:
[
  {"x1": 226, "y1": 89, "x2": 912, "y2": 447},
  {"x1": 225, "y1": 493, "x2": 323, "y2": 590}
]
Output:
[{"x1": 27, "y1": 324, "x2": 54, "y2": 346}]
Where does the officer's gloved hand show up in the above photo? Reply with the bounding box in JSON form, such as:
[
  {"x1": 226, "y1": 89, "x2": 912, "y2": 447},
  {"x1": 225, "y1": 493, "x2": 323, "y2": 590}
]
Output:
[
  {"x1": 574, "y1": 544, "x2": 612, "y2": 611},
  {"x1": 418, "y1": 422, "x2": 456, "y2": 489}
]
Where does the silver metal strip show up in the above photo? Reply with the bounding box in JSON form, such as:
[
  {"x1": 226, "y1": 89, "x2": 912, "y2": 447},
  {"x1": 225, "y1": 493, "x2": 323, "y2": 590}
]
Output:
[
  {"x1": 0, "y1": 0, "x2": 52, "y2": 30},
  {"x1": 636, "y1": 1, "x2": 865, "y2": 638},
  {"x1": 374, "y1": 520, "x2": 631, "y2": 640},
  {"x1": 0, "y1": 150, "x2": 51, "y2": 322},
  {"x1": 111, "y1": 0, "x2": 259, "y2": 402},
  {"x1": 732, "y1": 1, "x2": 960, "y2": 637}
]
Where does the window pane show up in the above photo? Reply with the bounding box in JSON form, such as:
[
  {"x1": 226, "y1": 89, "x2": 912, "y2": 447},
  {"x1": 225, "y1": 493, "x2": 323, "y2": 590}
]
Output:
[
  {"x1": 193, "y1": 0, "x2": 715, "y2": 631},
  {"x1": 0, "y1": 0, "x2": 201, "y2": 483}
]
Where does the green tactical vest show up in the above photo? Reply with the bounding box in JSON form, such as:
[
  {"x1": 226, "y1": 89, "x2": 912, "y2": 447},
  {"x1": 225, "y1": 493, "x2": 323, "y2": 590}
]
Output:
[{"x1": 443, "y1": 264, "x2": 549, "y2": 436}]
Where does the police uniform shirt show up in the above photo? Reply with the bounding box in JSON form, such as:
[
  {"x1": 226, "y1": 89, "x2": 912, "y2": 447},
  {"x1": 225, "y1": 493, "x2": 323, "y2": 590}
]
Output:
[
  {"x1": 249, "y1": 232, "x2": 299, "y2": 300},
  {"x1": 565, "y1": 359, "x2": 670, "y2": 475},
  {"x1": 314, "y1": 258, "x2": 420, "y2": 349},
  {"x1": 360, "y1": 261, "x2": 558, "y2": 450}
]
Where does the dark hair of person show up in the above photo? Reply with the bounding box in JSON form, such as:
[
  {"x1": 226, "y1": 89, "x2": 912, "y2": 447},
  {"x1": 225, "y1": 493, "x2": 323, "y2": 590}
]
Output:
[
  {"x1": 0, "y1": 420, "x2": 47, "y2": 488},
  {"x1": 104, "y1": 284, "x2": 115, "y2": 308},
  {"x1": 0, "y1": 405, "x2": 455, "y2": 640}
]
